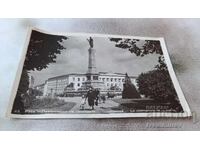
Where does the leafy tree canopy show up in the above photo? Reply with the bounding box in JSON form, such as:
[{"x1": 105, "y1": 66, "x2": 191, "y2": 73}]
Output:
[
  {"x1": 24, "y1": 30, "x2": 68, "y2": 71},
  {"x1": 17, "y1": 68, "x2": 29, "y2": 95},
  {"x1": 110, "y1": 38, "x2": 167, "y2": 70},
  {"x1": 136, "y1": 69, "x2": 177, "y2": 101},
  {"x1": 110, "y1": 38, "x2": 163, "y2": 56},
  {"x1": 110, "y1": 38, "x2": 178, "y2": 102},
  {"x1": 12, "y1": 68, "x2": 29, "y2": 113}
]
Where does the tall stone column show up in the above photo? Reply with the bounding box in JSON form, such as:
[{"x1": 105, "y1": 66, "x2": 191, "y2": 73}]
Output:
[
  {"x1": 80, "y1": 37, "x2": 106, "y2": 91},
  {"x1": 87, "y1": 48, "x2": 97, "y2": 74}
]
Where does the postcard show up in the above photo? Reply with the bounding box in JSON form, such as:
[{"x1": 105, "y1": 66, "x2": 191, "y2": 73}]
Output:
[{"x1": 7, "y1": 28, "x2": 191, "y2": 118}]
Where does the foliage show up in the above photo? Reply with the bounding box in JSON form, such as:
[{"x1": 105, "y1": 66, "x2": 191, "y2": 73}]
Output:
[
  {"x1": 110, "y1": 38, "x2": 167, "y2": 70},
  {"x1": 18, "y1": 69, "x2": 30, "y2": 95},
  {"x1": 24, "y1": 30, "x2": 67, "y2": 71},
  {"x1": 13, "y1": 30, "x2": 67, "y2": 113},
  {"x1": 110, "y1": 37, "x2": 177, "y2": 101},
  {"x1": 12, "y1": 68, "x2": 29, "y2": 113},
  {"x1": 31, "y1": 88, "x2": 43, "y2": 96},
  {"x1": 110, "y1": 38, "x2": 163, "y2": 56},
  {"x1": 136, "y1": 69, "x2": 177, "y2": 101},
  {"x1": 122, "y1": 73, "x2": 141, "y2": 99},
  {"x1": 155, "y1": 55, "x2": 167, "y2": 71},
  {"x1": 26, "y1": 97, "x2": 76, "y2": 113}
]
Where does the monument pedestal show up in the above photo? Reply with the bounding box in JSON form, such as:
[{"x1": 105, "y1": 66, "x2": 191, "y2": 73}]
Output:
[{"x1": 81, "y1": 80, "x2": 106, "y2": 90}]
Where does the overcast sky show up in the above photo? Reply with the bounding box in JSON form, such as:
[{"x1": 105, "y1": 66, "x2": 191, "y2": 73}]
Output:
[{"x1": 30, "y1": 35, "x2": 159, "y2": 85}]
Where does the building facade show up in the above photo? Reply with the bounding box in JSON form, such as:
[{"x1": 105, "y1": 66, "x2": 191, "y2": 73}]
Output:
[
  {"x1": 39, "y1": 72, "x2": 137, "y2": 96},
  {"x1": 35, "y1": 83, "x2": 45, "y2": 92},
  {"x1": 42, "y1": 74, "x2": 86, "y2": 96},
  {"x1": 98, "y1": 72, "x2": 137, "y2": 90}
]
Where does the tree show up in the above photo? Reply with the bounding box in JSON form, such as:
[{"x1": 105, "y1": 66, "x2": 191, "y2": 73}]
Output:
[
  {"x1": 136, "y1": 69, "x2": 177, "y2": 101},
  {"x1": 122, "y1": 73, "x2": 141, "y2": 99},
  {"x1": 110, "y1": 38, "x2": 162, "y2": 56},
  {"x1": 110, "y1": 38, "x2": 167, "y2": 70},
  {"x1": 12, "y1": 30, "x2": 67, "y2": 113},
  {"x1": 110, "y1": 37, "x2": 178, "y2": 102},
  {"x1": 31, "y1": 89, "x2": 43, "y2": 96},
  {"x1": 12, "y1": 68, "x2": 29, "y2": 113},
  {"x1": 25, "y1": 30, "x2": 68, "y2": 71}
]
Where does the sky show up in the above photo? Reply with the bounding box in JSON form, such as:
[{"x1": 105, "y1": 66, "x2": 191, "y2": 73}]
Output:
[{"x1": 30, "y1": 35, "x2": 159, "y2": 85}]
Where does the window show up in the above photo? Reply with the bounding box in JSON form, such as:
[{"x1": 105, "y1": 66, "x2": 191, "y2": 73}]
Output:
[
  {"x1": 107, "y1": 83, "x2": 109, "y2": 86},
  {"x1": 87, "y1": 76, "x2": 91, "y2": 80},
  {"x1": 77, "y1": 83, "x2": 80, "y2": 87},
  {"x1": 102, "y1": 78, "x2": 105, "y2": 81},
  {"x1": 93, "y1": 76, "x2": 98, "y2": 80},
  {"x1": 118, "y1": 78, "x2": 121, "y2": 82},
  {"x1": 82, "y1": 78, "x2": 85, "y2": 81},
  {"x1": 122, "y1": 79, "x2": 125, "y2": 82},
  {"x1": 73, "y1": 77, "x2": 75, "y2": 81},
  {"x1": 111, "y1": 78, "x2": 113, "y2": 82},
  {"x1": 115, "y1": 78, "x2": 117, "y2": 82},
  {"x1": 78, "y1": 78, "x2": 80, "y2": 81}
]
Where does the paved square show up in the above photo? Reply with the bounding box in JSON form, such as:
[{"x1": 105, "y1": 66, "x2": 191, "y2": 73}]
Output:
[{"x1": 63, "y1": 97, "x2": 123, "y2": 114}]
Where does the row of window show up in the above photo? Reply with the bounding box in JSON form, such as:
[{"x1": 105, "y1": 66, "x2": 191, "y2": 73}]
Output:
[
  {"x1": 48, "y1": 83, "x2": 124, "y2": 89},
  {"x1": 48, "y1": 81, "x2": 67, "y2": 85},
  {"x1": 106, "y1": 83, "x2": 123, "y2": 87},
  {"x1": 48, "y1": 84, "x2": 66, "y2": 87},
  {"x1": 48, "y1": 77, "x2": 126, "y2": 84},
  {"x1": 48, "y1": 77, "x2": 86, "y2": 84},
  {"x1": 99, "y1": 77, "x2": 125, "y2": 82},
  {"x1": 47, "y1": 79, "x2": 125, "y2": 89},
  {"x1": 72, "y1": 77, "x2": 86, "y2": 82},
  {"x1": 48, "y1": 82, "x2": 83, "y2": 88},
  {"x1": 48, "y1": 79, "x2": 67, "y2": 83}
]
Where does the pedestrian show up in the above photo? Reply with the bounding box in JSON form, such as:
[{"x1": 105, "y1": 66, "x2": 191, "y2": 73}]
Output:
[
  {"x1": 85, "y1": 87, "x2": 95, "y2": 110},
  {"x1": 80, "y1": 94, "x2": 86, "y2": 110},
  {"x1": 94, "y1": 89, "x2": 100, "y2": 106},
  {"x1": 101, "y1": 95, "x2": 106, "y2": 103}
]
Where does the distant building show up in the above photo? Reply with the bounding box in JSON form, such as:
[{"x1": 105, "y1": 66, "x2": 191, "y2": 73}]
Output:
[
  {"x1": 44, "y1": 73, "x2": 86, "y2": 96},
  {"x1": 98, "y1": 72, "x2": 137, "y2": 90},
  {"x1": 34, "y1": 83, "x2": 45, "y2": 92},
  {"x1": 41, "y1": 72, "x2": 137, "y2": 96}
]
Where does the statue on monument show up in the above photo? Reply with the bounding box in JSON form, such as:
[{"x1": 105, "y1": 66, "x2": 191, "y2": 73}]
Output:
[{"x1": 87, "y1": 37, "x2": 94, "y2": 48}]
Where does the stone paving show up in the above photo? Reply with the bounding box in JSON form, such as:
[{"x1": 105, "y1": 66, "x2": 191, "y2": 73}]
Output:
[{"x1": 62, "y1": 97, "x2": 123, "y2": 114}]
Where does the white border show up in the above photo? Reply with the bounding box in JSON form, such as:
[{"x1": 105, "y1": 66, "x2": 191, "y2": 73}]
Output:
[{"x1": 6, "y1": 27, "x2": 192, "y2": 118}]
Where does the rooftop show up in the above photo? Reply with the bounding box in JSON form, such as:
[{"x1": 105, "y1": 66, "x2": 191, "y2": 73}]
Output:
[
  {"x1": 47, "y1": 72, "x2": 137, "y2": 81},
  {"x1": 48, "y1": 73, "x2": 86, "y2": 81}
]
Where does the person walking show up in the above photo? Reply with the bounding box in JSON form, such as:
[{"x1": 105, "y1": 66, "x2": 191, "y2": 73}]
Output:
[
  {"x1": 94, "y1": 89, "x2": 100, "y2": 106},
  {"x1": 86, "y1": 87, "x2": 95, "y2": 110}
]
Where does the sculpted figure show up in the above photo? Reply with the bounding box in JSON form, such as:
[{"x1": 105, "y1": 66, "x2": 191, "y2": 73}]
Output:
[{"x1": 87, "y1": 37, "x2": 93, "y2": 48}]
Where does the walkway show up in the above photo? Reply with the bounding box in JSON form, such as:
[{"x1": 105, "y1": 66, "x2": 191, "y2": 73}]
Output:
[{"x1": 62, "y1": 97, "x2": 123, "y2": 114}]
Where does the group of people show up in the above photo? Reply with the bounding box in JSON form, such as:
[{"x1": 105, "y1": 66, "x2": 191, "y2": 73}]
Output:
[{"x1": 80, "y1": 87, "x2": 106, "y2": 110}]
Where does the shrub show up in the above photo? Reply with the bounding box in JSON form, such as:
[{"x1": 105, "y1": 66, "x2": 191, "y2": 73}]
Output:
[{"x1": 136, "y1": 69, "x2": 177, "y2": 101}]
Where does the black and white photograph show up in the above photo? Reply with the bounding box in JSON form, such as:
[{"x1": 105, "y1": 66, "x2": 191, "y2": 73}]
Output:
[{"x1": 7, "y1": 28, "x2": 191, "y2": 118}]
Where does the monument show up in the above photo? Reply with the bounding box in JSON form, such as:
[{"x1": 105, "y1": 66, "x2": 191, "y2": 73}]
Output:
[
  {"x1": 86, "y1": 37, "x2": 97, "y2": 76},
  {"x1": 80, "y1": 37, "x2": 106, "y2": 91}
]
